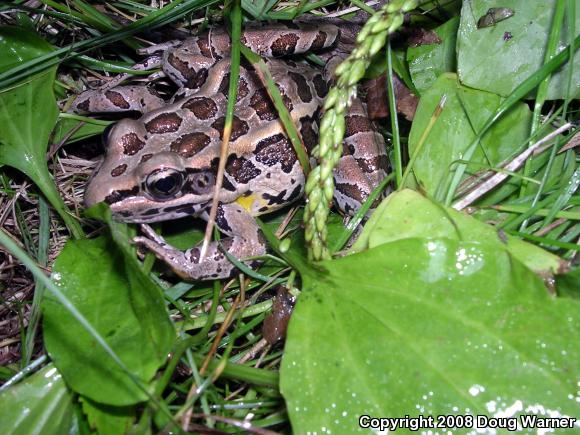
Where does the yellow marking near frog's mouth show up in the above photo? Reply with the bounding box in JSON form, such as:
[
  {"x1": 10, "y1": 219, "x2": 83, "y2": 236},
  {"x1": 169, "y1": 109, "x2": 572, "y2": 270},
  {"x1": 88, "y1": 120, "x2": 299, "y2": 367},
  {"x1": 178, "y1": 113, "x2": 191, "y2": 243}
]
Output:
[{"x1": 235, "y1": 193, "x2": 261, "y2": 213}]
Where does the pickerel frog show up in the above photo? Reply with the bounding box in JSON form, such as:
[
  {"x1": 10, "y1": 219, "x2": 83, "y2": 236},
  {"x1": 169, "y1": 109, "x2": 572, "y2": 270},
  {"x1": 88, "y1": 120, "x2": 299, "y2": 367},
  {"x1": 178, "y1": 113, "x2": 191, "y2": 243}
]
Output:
[{"x1": 76, "y1": 23, "x2": 387, "y2": 280}]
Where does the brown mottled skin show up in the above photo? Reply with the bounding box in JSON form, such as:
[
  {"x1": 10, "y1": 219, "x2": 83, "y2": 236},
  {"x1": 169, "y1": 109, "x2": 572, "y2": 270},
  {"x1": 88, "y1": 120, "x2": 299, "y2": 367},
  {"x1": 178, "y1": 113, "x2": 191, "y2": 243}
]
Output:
[{"x1": 74, "y1": 22, "x2": 388, "y2": 281}]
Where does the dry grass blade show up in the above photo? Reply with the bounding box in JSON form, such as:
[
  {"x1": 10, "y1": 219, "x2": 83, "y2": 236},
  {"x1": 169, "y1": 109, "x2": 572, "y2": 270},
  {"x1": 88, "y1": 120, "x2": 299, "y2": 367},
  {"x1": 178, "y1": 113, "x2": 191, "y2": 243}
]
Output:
[
  {"x1": 452, "y1": 123, "x2": 573, "y2": 210},
  {"x1": 199, "y1": 118, "x2": 234, "y2": 261},
  {"x1": 199, "y1": 293, "x2": 241, "y2": 377},
  {"x1": 559, "y1": 130, "x2": 579, "y2": 153}
]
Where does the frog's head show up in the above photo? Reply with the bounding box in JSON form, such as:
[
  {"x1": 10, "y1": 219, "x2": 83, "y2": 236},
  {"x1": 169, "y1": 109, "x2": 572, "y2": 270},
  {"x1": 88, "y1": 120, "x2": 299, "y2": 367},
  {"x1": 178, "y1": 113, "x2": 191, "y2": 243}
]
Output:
[{"x1": 84, "y1": 117, "x2": 229, "y2": 223}]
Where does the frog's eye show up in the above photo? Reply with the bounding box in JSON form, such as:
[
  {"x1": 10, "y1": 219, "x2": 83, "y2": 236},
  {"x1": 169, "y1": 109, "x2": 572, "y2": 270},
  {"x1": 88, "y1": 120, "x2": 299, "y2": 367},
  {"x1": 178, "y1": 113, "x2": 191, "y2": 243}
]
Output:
[
  {"x1": 145, "y1": 169, "x2": 184, "y2": 200},
  {"x1": 101, "y1": 123, "x2": 116, "y2": 146}
]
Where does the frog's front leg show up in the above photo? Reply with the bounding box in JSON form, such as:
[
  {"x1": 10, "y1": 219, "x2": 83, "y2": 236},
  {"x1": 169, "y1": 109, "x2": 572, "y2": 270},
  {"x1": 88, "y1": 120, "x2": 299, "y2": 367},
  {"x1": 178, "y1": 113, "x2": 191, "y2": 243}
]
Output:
[{"x1": 134, "y1": 203, "x2": 266, "y2": 280}]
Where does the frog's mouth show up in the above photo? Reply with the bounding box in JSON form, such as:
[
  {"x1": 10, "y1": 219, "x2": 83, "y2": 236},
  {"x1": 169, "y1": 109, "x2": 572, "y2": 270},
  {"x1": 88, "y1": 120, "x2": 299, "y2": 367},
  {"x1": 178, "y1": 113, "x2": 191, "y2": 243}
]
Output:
[{"x1": 108, "y1": 196, "x2": 212, "y2": 223}]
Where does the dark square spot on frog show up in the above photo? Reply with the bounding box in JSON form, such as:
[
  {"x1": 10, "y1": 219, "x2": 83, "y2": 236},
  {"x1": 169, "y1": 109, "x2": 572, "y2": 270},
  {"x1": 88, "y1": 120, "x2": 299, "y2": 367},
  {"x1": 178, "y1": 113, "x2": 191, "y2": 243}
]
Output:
[
  {"x1": 299, "y1": 114, "x2": 318, "y2": 152},
  {"x1": 288, "y1": 72, "x2": 312, "y2": 103},
  {"x1": 197, "y1": 35, "x2": 219, "y2": 59},
  {"x1": 345, "y1": 115, "x2": 372, "y2": 137},
  {"x1": 271, "y1": 33, "x2": 299, "y2": 57},
  {"x1": 121, "y1": 132, "x2": 145, "y2": 155},
  {"x1": 181, "y1": 97, "x2": 218, "y2": 120},
  {"x1": 357, "y1": 154, "x2": 389, "y2": 174},
  {"x1": 211, "y1": 116, "x2": 249, "y2": 141},
  {"x1": 145, "y1": 112, "x2": 183, "y2": 134},
  {"x1": 186, "y1": 68, "x2": 208, "y2": 89},
  {"x1": 255, "y1": 133, "x2": 297, "y2": 173},
  {"x1": 221, "y1": 174, "x2": 237, "y2": 191},
  {"x1": 218, "y1": 74, "x2": 249, "y2": 101},
  {"x1": 226, "y1": 155, "x2": 261, "y2": 184},
  {"x1": 250, "y1": 88, "x2": 278, "y2": 121},
  {"x1": 105, "y1": 90, "x2": 130, "y2": 109},
  {"x1": 310, "y1": 31, "x2": 328, "y2": 50},
  {"x1": 110, "y1": 164, "x2": 127, "y2": 177},
  {"x1": 313, "y1": 74, "x2": 328, "y2": 98},
  {"x1": 170, "y1": 132, "x2": 211, "y2": 158},
  {"x1": 215, "y1": 205, "x2": 232, "y2": 233},
  {"x1": 355, "y1": 157, "x2": 378, "y2": 174},
  {"x1": 279, "y1": 89, "x2": 294, "y2": 112},
  {"x1": 167, "y1": 53, "x2": 208, "y2": 89}
]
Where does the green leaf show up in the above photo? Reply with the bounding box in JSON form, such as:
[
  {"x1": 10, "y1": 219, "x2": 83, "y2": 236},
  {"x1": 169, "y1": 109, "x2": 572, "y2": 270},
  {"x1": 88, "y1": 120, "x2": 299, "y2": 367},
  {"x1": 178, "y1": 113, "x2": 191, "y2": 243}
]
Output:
[
  {"x1": 81, "y1": 397, "x2": 136, "y2": 434},
  {"x1": 407, "y1": 73, "x2": 533, "y2": 200},
  {"x1": 88, "y1": 204, "x2": 176, "y2": 360},
  {"x1": 0, "y1": 364, "x2": 76, "y2": 435},
  {"x1": 281, "y1": 237, "x2": 580, "y2": 433},
  {"x1": 457, "y1": 0, "x2": 580, "y2": 99},
  {"x1": 407, "y1": 17, "x2": 459, "y2": 93},
  {"x1": 51, "y1": 117, "x2": 110, "y2": 145},
  {"x1": 43, "y1": 233, "x2": 175, "y2": 406},
  {"x1": 556, "y1": 266, "x2": 580, "y2": 299},
  {"x1": 0, "y1": 26, "x2": 83, "y2": 238},
  {"x1": 353, "y1": 189, "x2": 564, "y2": 276}
]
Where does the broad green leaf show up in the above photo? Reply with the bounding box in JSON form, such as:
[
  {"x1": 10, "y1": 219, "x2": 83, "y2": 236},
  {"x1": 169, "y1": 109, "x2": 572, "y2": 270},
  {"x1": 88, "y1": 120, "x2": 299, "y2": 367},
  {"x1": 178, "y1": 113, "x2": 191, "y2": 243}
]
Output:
[
  {"x1": 81, "y1": 397, "x2": 136, "y2": 434},
  {"x1": 353, "y1": 190, "x2": 564, "y2": 276},
  {"x1": 407, "y1": 17, "x2": 459, "y2": 93},
  {"x1": 457, "y1": 0, "x2": 580, "y2": 99},
  {"x1": 0, "y1": 364, "x2": 76, "y2": 435},
  {"x1": 89, "y1": 204, "x2": 176, "y2": 357},
  {"x1": 0, "y1": 27, "x2": 83, "y2": 238},
  {"x1": 407, "y1": 73, "x2": 535, "y2": 200},
  {"x1": 44, "y1": 234, "x2": 174, "y2": 406},
  {"x1": 281, "y1": 237, "x2": 580, "y2": 433},
  {"x1": 51, "y1": 117, "x2": 110, "y2": 145},
  {"x1": 556, "y1": 266, "x2": 580, "y2": 299}
]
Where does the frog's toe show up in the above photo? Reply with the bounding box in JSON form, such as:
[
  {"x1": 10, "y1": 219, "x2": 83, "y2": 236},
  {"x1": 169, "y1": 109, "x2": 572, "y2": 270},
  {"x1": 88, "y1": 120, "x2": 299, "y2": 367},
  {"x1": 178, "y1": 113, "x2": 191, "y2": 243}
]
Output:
[
  {"x1": 133, "y1": 236, "x2": 170, "y2": 258},
  {"x1": 139, "y1": 224, "x2": 169, "y2": 246}
]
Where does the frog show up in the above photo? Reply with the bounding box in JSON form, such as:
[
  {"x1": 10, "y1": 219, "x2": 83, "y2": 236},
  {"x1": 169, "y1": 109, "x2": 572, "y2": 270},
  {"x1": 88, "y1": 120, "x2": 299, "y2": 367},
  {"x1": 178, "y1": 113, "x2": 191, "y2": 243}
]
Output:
[{"x1": 75, "y1": 22, "x2": 388, "y2": 281}]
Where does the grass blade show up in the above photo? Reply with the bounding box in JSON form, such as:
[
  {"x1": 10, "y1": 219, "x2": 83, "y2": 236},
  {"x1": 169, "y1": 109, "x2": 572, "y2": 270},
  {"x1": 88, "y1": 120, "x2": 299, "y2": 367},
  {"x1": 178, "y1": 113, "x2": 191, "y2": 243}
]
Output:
[{"x1": 386, "y1": 41, "x2": 403, "y2": 187}]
